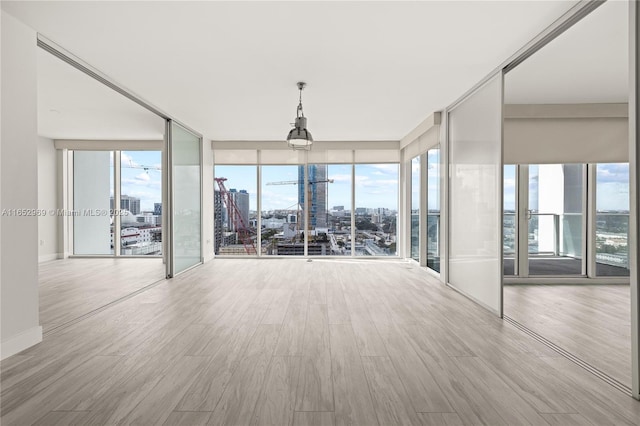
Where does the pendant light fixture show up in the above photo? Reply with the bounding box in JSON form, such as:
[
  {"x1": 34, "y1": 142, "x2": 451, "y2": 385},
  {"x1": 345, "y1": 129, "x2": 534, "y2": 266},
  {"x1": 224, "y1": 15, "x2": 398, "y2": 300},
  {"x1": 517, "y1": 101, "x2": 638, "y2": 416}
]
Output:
[{"x1": 286, "y1": 82, "x2": 313, "y2": 150}]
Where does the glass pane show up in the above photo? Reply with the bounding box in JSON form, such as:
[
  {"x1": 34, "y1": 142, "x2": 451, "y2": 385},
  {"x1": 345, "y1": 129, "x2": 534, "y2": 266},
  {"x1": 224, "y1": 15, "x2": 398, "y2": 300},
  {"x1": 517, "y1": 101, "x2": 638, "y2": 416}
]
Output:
[
  {"x1": 596, "y1": 163, "x2": 629, "y2": 276},
  {"x1": 448, "y1": 74, "x2": 502, "y2": 314},
  {"x1": 308, "y1": 164, "x2": 352, "y2": 256},
  {"x1": 73, "y1": 151, "x2": 112, "y2": 255},
  {"x1": 120, "y1": 151, "x2": 162, "y2": 256},
  {"x1": 411, "y1": 156, "x2": 420, "y2": 262},
  {"x1": 214, "y1": 165, "x2": 258, "y2": 256},
  {"x1": 354, "y1": 164, "x2": 398, "y2": 256},
  {"x1": 528, "y1": 164, "x2": 584, "y2": 276},
  {"x1": 171, "y1": 123, "x2": 201, "y2": 274},
  {"x1": 503, "y1": 164, "x2": 516, "y2": 275},
  {"x1": 261, "y1": 165, "x2": 305, "y2": 255},
  {"x1": 427, "y1": 148, "x2": 440, "y2": 272}
]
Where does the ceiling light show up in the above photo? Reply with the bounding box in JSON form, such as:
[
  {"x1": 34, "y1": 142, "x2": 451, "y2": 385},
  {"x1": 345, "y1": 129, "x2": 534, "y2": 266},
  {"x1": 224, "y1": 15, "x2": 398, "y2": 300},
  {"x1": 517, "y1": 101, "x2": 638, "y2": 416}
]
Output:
[{"x1": 286, "y1": 81, "x2": 313, "y2": 150}]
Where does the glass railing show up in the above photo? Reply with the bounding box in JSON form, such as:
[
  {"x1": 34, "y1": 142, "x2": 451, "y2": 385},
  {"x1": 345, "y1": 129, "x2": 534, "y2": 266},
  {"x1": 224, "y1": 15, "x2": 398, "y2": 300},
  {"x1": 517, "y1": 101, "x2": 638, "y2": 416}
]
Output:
[
  {"x1": 504, "y1": 212, "x2": 585, "y2": 258},
  {"x1": 503, "y1": 211, "x2": 630, "y2": 273},
  {"x1": 427, "y1": 212, "x2": 440, "y2": 272},
  {"x1": 596, "y1": 212, "x2": 629, "y2": 269},
  {"x1": 503, "y1": 213, "x2": 516, "y2": 255},
  {"x1": 411, "y1": 212, "x2": 419, "y2": 261}
]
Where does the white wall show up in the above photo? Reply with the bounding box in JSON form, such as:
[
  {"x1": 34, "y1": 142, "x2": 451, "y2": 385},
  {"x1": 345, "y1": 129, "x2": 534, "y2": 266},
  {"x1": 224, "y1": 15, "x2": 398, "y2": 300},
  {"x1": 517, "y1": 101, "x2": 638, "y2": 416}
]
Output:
[
  {"x1": 38, "y1": 137, "x2": 58, "y2": 262},
  {"x1": 1, "y1": 11, "x2": 43, "y2": 359}
]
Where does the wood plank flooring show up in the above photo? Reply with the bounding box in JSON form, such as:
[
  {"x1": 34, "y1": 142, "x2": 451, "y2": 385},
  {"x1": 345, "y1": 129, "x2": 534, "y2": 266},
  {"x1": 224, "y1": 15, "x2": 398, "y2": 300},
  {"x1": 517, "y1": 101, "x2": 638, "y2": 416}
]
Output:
[
  {"x1": 2, "y1": 259, "x2": 639, "y2": 425},
  {"x1": 38, "y1": 258, "x2": 165, "y2": 332},
  {"x1": 504, "y1": 284, "x2": 631, "y2": 388}
]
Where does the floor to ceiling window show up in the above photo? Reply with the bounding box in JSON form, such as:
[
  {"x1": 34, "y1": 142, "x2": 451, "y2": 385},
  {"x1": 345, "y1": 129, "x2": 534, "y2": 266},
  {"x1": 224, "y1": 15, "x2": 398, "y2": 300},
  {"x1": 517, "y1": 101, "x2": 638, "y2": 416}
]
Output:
[
  {"x1": 261, "y1": 165, "x2": 306, "y2": 256},
  {"x1": 212, "y1": 153, "x2": 399, "y2": 258},
  {"x1": 503, "y1": 164, "x2": 517, "y2": 275},
  {"x1": 120, "y1": 151, "x2": 162, "y2": 256},
  {"x1": 411, "y1": 156, "x2": 420, "y2": 262},
  {"x1": 214, "y1": 165, "x2": 258, "y2": 256},
  {"x1": 354, "y1": 164, "x2": 398, "y2": 256},
  {"x1": 595, "y1": 163, "x2": 630, "y2": 276},
  {"x1": 73, "y1": 151, "x2": 112, "y2": 255},
  {"x1": 427, "y1": 147, "x2": 440, "y2": 272},
  {"x1": 72, "y1": 149, "x2": 162, "y2": 257},
  {"x1": 307, "y1": 164, "x2": 352, "y2": 256},
  {"x1": 528, "y1": 164, "x2": 585, "y2": 276}
]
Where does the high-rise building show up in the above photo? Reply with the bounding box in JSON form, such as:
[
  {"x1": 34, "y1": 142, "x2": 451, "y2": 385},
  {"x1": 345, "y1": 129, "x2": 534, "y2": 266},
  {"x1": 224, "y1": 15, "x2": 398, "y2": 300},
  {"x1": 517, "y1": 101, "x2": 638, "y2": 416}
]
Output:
[
  {"x1": 298, "y1": 164, "x2": 328, "y2": 228},
  {"x1": 154, "y1": 202, "x2": 162, "y2": 216},
  {"x1": 110, "y1": 195, "x2": 141, "y2": 215},
  {"x1": 228, "y1": 189, "x2": 250, "y2": 231}
]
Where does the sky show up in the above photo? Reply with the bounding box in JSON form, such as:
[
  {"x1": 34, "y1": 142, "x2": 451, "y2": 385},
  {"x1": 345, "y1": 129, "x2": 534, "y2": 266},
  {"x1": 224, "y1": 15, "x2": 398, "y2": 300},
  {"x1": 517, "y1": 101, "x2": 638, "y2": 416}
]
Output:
[
  {"x1": 118, "y1": 151, "x2": 162, "y2": 212},
  {"x1": 215, "y1": 163, "x2": 400, "y2": 212},
  {"x1": 116, "y1": 151, "x2": 629, "y2": 215}
]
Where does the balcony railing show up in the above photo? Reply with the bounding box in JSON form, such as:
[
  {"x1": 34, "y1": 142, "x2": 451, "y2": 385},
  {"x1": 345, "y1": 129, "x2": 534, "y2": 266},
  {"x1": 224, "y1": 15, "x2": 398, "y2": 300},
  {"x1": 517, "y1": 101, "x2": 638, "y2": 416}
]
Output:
[{"x1": 503, "y1": 211, "x2": 629, "y2": 269}]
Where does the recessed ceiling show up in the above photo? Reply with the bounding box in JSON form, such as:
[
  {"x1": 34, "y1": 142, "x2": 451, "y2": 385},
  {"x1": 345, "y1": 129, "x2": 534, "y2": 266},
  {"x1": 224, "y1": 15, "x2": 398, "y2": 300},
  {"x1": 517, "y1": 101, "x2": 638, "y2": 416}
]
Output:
[{"x1": 3, "y1": 1, "x2": 584, "y2": 141}]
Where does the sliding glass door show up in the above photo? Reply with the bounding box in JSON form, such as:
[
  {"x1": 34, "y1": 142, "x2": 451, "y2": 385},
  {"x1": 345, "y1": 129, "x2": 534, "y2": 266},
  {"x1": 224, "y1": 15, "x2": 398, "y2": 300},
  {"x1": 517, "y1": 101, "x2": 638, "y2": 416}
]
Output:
[
  {"x1": 168, "y1": 122, "x2": 202, "y2": 276},
  {"x1": 448, "y1": 73, "x2": 503, "y2": 316}
]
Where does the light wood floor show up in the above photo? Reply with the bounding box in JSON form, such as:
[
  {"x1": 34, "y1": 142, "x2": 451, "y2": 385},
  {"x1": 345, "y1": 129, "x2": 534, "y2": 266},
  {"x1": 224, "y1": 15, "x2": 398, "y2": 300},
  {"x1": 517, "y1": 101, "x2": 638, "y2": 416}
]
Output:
[
  {"x1": 504, "y1": 284, "x2": 631, "y2": 388},
  {"x1": 2, "y1": 259, "x2": 640, "y2": 425},
  {"x1": 39, "y1": 258, "x2": 165, "y2": 333}
]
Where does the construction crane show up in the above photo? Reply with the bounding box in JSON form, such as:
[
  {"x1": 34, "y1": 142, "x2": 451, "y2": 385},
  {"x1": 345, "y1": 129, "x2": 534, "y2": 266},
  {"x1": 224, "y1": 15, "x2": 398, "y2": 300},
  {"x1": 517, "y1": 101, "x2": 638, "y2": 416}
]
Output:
[
  {"x1": 122, "y1": 159, "x2": 161, "y2": 174},
  {"x1": 215, "y1": 177, "x2": 257, "y2": 255},
  {"x1": 266, "y1": 179, "x2": 334, "y2": 186},
  {"x1": 266, "y1": 179, "x2": 334, "y2": 240}
]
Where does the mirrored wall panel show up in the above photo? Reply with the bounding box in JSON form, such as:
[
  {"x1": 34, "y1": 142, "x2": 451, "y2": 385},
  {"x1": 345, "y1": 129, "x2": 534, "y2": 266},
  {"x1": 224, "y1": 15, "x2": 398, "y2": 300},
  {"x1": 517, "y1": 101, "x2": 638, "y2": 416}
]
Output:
[{"x1": 502, "y1": 0, "x2": 630, "y2": 389}]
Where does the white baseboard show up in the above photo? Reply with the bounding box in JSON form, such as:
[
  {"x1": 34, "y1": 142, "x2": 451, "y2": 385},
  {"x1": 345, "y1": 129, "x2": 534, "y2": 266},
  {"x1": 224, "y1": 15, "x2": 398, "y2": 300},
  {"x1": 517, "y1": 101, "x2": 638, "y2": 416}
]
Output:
[
  {"x1": 1, "y1": 326, "x2": 43, "y2": 360},
  {"x1": 39, "y1": 253, "x2": 59, "y2": 263}
]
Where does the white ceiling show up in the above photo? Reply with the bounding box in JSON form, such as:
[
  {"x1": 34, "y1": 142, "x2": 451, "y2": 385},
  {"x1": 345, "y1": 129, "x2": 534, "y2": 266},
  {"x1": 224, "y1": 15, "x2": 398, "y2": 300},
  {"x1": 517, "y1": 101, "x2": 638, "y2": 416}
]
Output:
[
  {"x1": 3, "y1": 0, "x2": 606, "y2": 142},
  {"x1": 37, "y1": 50, "x2": 165, "y2": 140}
]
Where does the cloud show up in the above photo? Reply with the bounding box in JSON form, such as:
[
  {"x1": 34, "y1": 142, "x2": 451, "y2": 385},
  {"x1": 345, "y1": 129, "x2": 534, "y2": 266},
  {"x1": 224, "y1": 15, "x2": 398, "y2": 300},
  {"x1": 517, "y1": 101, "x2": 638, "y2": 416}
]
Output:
[
  {"x1": 597, "y1": 164, "x2": 629, "y2": 183},
  {"x1": 121, "y1": 153, "x2": 140, "y2": 168},
  {"x1": 330, "y1": 174, "x2": 352, "y2": 183},
  {"x1": 135, "y1": 172, "x2": 151, "y2": 182}
]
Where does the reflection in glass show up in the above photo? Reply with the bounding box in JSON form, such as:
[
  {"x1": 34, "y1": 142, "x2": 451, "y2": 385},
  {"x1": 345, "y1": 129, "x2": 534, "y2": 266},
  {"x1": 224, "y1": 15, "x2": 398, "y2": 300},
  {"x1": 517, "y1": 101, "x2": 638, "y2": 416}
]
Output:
[
  {"x1": 120, "y1": 151, "x2": 162, "y2": 256},
  {"x1": 503, "y1": 164, "x2": 516, "y2": 275},
  {"x1": 528, "y1": 164, "x2": 584, "y2": 276},
  {"x1": 427, "y1": 148, "x2": 440, "y2": 271},
  {"x1": 596, "y1": 163, "x2": 629, "y2": 276},
  {"x1": 411, "y1": 156, "x2": 420, "y2": 261},
  {"x1": 214, "y1": 165, "x2": 257, "y2": 255},
  {"x1": 354, "y1": 164, "x2": 398, "y2": 256}
]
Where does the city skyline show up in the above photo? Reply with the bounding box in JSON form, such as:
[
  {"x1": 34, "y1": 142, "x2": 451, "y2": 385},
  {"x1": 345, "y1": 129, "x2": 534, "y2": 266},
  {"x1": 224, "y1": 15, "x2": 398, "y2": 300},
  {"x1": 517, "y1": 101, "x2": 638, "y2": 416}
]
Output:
[{"x1": 215, "y1": 164, "x2": 400, "y2": 211}]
